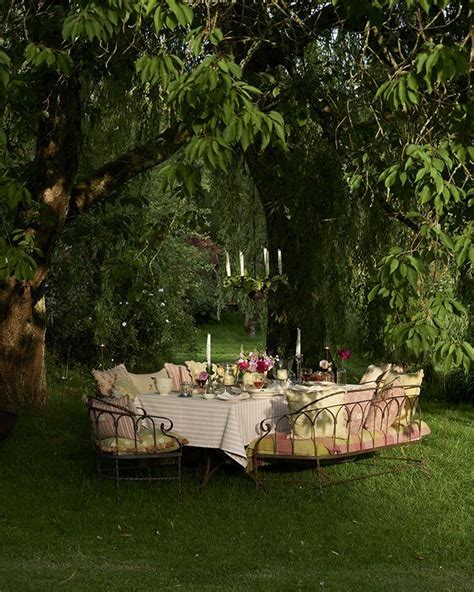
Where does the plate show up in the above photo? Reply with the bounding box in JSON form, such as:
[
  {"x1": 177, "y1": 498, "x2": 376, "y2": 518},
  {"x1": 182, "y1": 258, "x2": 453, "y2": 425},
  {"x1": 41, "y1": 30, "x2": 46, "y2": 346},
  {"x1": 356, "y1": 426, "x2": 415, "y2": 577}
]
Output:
[{"x1": 248, "y1": 388, "x2": 282, "y2": 398}]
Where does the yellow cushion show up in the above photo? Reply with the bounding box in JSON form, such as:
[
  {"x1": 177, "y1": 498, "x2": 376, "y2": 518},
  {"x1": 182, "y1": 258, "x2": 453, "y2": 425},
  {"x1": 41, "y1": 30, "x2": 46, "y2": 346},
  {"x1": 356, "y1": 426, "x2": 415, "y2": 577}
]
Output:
[
  {"x1": 285, "y1": 385, "x2": 348, "y2": 440},
  {"x1": 99, "y1": 428, "x2": 186, "y2": 455}
]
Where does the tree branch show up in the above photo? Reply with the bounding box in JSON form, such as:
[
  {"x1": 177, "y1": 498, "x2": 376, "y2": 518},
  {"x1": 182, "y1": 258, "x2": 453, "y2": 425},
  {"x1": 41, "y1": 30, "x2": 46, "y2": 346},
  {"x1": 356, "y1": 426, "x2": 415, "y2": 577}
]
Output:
[
  {"x1": 375, "y1": 193, "x2": 420, "y2": 232},
  {"x1": 68, "y1": 123, "x2": 189, "y2": 218}
]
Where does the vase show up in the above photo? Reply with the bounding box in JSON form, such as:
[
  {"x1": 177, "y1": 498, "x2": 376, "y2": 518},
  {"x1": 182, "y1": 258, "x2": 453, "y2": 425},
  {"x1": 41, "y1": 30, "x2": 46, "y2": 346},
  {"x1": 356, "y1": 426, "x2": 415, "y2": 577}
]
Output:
[
  {"x1": 336, "y1": 366, "x2": 347, "y2": 386},
  {"x1": 242, "y1": 372, "x2": 265, "y2": 389}
]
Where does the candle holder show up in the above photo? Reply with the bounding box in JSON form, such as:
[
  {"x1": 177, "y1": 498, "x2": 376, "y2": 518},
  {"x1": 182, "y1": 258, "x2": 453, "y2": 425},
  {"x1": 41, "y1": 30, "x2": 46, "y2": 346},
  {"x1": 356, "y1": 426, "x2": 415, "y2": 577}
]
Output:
[{"x1": 295, "y1": 354, "x2": 303, "y2": 383}]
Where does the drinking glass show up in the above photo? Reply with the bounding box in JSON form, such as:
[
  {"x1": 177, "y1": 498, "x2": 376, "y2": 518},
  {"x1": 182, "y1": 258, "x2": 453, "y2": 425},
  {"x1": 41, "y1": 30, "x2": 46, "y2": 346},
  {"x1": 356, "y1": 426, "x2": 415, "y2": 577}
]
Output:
[
  {"x1": 301, "y1": 367, "x2": 313, "y2": 382},
  {"x1": 179, "y1": 381, "x2": 193, "y2": 397}
]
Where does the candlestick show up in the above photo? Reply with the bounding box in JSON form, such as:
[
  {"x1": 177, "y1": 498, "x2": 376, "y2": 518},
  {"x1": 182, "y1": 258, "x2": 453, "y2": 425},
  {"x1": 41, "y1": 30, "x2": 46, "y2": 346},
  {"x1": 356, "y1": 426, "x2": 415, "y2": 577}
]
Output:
[
  {"x1": 225, "y1": 251, "x2": 231, "y2": 277},
  {"x1": 295, "y1": 354, "x2": 303, "y2": 383},
  {"x1": 277, "y1": 249, "x2": 282, "y2": 274},
  {"x1": 239, "y1": 251, "x2": 245, "y2": 276},
  {"x1": 206, "y1": 333, "x2": 211, "y2": 366},
  {"x1": 296, "y1": 327, "x2": 301, "y2": 357}
]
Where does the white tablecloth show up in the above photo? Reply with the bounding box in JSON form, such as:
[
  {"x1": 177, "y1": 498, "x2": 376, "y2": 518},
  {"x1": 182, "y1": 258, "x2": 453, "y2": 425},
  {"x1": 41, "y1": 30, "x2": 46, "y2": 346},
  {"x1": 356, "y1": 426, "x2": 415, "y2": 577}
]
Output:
[{"x1": 135, "y1": 393, "x2": 287, "y2": 468}]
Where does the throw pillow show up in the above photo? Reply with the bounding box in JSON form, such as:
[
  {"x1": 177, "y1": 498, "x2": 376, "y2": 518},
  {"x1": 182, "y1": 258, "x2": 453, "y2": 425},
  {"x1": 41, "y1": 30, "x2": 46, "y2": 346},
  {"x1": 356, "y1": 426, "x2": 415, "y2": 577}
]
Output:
[
  {"x1": 364, "y1": 377, "x2": 405, "y2": 432},
  {"x1": 92, "y1": 368, "x2": 115, "y2": 397},
  {"x1": 128, "y1": 369, "x2": 168, "y2": 393},
  {"x1": 343, "y1": 383, "x2": 377, "y2": 435},
  {"x1": 285, "y1": 385, "x2": 348, "y2": 440},
  {"x1": 382, "y1": 369, "x2": 424, "y2": 426},
  {"x1": 89, "y1": 396, "x2": 137, "y2": 441},
  {"x1": 164, "y1": 363, "x2": 192, "y2": 391},
  {"x1": 359, "y1": 363, "x2": 392, "y2": 384},
  {"x1": 112, "y1": 364, "x2": 141, "y2": 399}
]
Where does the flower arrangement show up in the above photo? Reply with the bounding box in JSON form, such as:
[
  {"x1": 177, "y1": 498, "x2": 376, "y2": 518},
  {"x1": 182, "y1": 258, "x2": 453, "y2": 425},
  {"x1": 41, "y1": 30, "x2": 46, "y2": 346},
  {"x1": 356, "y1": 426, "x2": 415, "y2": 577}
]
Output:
[{"x1": 237, "y1": 351, "x2": 274, "y2": 374}]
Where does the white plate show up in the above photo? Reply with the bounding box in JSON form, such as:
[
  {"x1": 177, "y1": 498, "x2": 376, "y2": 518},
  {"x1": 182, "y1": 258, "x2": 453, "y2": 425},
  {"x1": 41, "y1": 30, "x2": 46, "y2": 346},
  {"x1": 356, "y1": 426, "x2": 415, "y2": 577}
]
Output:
[{"x1": 248, "y1": 388, "x2": 281, "y2": 398}]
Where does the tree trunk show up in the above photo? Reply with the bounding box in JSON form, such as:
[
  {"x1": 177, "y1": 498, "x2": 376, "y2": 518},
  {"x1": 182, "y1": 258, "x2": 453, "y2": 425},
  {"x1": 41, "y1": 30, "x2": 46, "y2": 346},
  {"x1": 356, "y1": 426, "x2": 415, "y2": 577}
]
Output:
[
  {"x1": 1, "y1": 72, "x2": 82, "y2": 408},
  {"x1": 0, "y1": 279, "x2": 47, "y2": 408},
  {"x1": 247, "y1": 142, "x2": 347, "y2": 366}
]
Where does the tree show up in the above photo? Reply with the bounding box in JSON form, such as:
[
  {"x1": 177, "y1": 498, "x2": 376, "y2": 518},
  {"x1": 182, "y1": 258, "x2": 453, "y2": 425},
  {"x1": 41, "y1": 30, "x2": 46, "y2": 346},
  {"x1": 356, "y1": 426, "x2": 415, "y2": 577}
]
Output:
[
  {"x1": 1, "y1": 0, "x2": 471, "y2": 407},
  {"x1": 0, "y1": 0, "x2": 289, "y2": 406}
]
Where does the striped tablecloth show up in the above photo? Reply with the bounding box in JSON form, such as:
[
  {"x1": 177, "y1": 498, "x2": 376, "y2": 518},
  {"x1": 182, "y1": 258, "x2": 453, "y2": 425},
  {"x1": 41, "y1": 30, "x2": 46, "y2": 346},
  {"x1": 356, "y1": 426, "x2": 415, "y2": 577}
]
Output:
[{"x1": 135, "y1": 393, "x2": 288, "y2": 468}]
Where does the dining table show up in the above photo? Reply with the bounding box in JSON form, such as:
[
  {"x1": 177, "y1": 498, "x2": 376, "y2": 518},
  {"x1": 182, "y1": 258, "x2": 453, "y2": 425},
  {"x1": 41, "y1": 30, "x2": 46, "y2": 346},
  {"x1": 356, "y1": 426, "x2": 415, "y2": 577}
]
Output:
[{"x1": 135, "y1": 391, "x2": 288, "y2": 483}]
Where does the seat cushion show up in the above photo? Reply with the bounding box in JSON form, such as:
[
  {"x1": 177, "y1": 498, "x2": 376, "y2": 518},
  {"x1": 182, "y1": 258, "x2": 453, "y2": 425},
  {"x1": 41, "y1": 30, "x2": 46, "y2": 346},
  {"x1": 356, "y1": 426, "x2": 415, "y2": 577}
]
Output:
[
  {"x1": 286, "y1": 385, "x2": 348, "y2": 440},
  {"x1": 90, "y1": 396, "x2": 137, "y2": 440},
  {"x1": 249, "y1": 420, "x2": 431, "y2": 460},
  {"x1": 249, "y1": 433, "x2": 329, "y2": 458},
  {"x1": 99, "y1": 429, "x2": 188, "y2": 455}
]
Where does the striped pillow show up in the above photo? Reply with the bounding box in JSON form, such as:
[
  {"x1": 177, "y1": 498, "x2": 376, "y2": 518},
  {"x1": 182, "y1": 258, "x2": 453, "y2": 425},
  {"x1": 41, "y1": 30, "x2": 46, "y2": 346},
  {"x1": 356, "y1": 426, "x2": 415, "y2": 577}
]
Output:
[
  {"x1": 90, "y1": 396, "x2": 137, "y2": 441},
  {"x1": 164, "y1": 363, "x2": 192, "y2": 391}
]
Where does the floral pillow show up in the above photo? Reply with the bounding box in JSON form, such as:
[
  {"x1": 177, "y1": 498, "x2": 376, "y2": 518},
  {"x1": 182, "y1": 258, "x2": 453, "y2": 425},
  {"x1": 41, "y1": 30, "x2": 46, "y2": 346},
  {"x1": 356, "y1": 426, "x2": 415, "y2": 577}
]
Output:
[{"x1": 92, "y1": 368, "x2": 116, "y2": 397}]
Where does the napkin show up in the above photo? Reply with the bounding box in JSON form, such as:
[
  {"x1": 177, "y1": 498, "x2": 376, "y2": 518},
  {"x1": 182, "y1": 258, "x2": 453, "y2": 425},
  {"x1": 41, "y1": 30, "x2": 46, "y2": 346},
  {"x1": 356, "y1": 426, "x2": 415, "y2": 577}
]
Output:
[{"x1": 216, "y1": 391, "x2": 250, "y2": 401}]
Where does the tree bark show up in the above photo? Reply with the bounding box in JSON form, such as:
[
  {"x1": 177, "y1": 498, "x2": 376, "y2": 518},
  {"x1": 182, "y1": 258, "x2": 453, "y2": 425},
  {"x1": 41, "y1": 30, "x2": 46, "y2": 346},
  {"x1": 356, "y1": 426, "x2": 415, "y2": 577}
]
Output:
[
  {"x1": 0, "y1": 279, "x2": 47, "y2": 408},
  {"x1": 0, "y1": 72, "x2": 82, "y2": 408}
]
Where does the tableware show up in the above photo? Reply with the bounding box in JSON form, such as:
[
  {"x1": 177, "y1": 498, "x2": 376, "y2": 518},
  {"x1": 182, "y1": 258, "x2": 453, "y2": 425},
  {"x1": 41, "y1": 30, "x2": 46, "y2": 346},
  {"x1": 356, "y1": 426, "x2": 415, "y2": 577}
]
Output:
[
  {"x1": 202, "y1": 391, "x2": 216, "y2": 400},
  {"x1": 301, "y1": 367, "x2": 313, "y2": 382},
  {"x1": 153, "y1": 377, "x2": 173, "y2": 396},
  {"x1": 179, "y1": 381, "x2": 193, "y2": 397}
]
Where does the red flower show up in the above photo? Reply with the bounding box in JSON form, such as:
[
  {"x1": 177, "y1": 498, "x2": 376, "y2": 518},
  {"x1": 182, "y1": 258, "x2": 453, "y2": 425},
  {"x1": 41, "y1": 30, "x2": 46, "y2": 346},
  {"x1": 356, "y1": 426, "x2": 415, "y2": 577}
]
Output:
[
  {"x1": 256, "y1": 359, "x2": 268, "y2": 373},
  {"x1": 238, "y1": 360, "x2": 249, "y2": 371},
  {"x1": 338, "y1": 349, "x2": 352, "y2": 361}
]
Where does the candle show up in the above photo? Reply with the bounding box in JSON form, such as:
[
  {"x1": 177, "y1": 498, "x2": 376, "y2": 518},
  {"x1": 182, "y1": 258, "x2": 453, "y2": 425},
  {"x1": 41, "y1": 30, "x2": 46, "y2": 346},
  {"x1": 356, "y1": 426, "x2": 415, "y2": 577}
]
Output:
[
  {"x1": 263, "y1": 247, "x2": 270, "y2": 276},
  {"x1": 206, "y1": 333, "x2": 211, "y2": 367},
  {"x1": 225, "y1": 251, "x2": 231, "y2": 277},
  {"x1": 239, "y1": 251, "x2": 245, "y2": 276},
  {"x1": 277, "y1": 249, "x2": 282, "y2": 274},
  {"x1": 276, "y1": 368, "x2": 288, "y2": 380},
  {"x1": 296, "y1": 327, "x2": 301, "y2": 357}
]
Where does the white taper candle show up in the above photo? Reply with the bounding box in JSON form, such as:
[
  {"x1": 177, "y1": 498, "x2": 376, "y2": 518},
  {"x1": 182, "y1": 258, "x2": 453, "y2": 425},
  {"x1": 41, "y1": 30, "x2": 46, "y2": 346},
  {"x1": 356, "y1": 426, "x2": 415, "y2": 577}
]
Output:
[
  {"x1": 296, "y1": 327, "x2": 301, "y2": 357},
  {"x1": 225, "y1": 251, "x2": 231, "y2": 277}
]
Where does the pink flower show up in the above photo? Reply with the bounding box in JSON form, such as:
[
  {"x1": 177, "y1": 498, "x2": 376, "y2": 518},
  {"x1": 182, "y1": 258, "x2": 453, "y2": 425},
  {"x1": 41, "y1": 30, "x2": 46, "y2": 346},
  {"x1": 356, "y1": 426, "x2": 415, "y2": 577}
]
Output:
[
  {"x1": 338, "y1": 349, "x2": 352, "y2": 361},
  {"x1": 198, "y1": 371, "x2": 208, "y2": 381},
  {"x1": 238, "y1": 360, "x2": 249, "y2": 371},
  {"x1": 248, "y1": 361, "x2": 258, "y2": 372}
]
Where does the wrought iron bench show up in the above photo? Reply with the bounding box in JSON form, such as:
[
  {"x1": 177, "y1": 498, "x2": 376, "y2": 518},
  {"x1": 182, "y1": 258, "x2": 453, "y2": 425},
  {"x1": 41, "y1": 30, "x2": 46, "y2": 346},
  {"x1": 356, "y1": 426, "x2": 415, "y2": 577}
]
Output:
[
  {"x1": 87, "y1": 396, "x2": 187, "y2": 500},
  {"x1": 247, "y1": 381, "x2": 431, "y2": 491}
]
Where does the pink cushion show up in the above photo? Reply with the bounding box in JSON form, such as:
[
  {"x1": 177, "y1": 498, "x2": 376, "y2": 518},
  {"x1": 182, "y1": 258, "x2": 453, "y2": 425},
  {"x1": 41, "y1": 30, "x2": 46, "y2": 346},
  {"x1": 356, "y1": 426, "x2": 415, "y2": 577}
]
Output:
[
  {"x1": 90, "y1": 396, "x2": 137, "y2": 441},
  {"x1": 364, "y1": 378, "x2": 405, "y2": 431},
  {"x1": 343, "y1": 384, "x2": 376, "y2": 435},
  {"x1": 251, "y1": 421, "x2": 431, "y2": 458},
  {"x1": 164, "y1": 363, "x2": 192, "y2": 391}
]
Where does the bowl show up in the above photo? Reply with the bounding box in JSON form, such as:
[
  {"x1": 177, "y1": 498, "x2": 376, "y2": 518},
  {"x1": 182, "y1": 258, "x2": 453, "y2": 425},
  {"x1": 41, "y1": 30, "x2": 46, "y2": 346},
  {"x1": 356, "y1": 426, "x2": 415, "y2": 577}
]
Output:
[{"x1": 153, "y1": 377, "x2": 173, "y2": 396}]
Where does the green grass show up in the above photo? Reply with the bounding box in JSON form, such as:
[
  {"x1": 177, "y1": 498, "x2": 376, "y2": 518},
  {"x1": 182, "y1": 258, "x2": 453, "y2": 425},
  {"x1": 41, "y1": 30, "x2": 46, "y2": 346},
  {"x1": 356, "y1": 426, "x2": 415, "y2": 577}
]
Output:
[
  {"x1": 174, "y1": 312, "x2": 265, "y2": 363},
  {"x1": 1, "y1": 342, "x2": 473, "y2": 590}
]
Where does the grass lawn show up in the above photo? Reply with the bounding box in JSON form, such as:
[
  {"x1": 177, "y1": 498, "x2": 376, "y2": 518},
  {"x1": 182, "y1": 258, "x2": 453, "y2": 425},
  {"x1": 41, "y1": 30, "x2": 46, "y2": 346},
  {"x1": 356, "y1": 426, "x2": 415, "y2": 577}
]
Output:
[
  {"x1": 174, "y1": 312, "x2": 265, "y2": 364},
  {"x1": 0, "y1": 336, "x2": 473, "y2": 591}
]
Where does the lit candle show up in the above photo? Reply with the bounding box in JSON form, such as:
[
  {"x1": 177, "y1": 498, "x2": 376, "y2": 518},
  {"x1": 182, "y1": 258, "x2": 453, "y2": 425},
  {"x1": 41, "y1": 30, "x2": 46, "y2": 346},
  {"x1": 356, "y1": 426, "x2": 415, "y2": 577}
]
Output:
[
  {"x1": 263, "y1": 247, "x2": 270, "y2": 276},
  {"x1": 225, "y1": 251, "x2": 231, "y2": 277},
  {"x1": 239, "y1": 251, "x2": 245, "y2": 276},
  {"x1": 277, "y1": 249, "x2": 282, "y2": 274},
  {"x1": 206, "y1": 333, "x2": 211, "y2": 367},
  {"x1": 296, "y1": 328, "x2": 301, "y2": 357}
]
